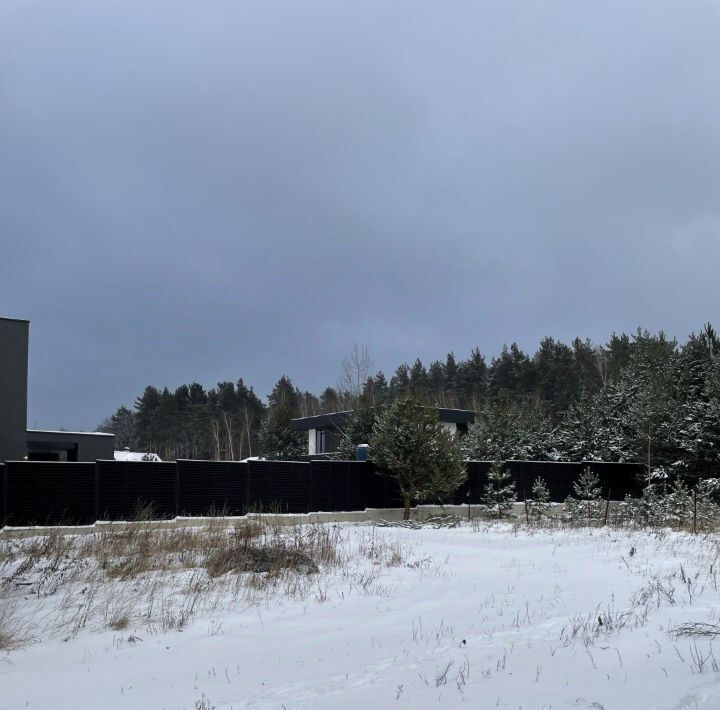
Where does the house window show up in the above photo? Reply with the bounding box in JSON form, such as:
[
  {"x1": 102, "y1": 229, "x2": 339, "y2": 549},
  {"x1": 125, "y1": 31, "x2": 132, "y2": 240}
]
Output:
[{"x1": 315, "y1": 429, "x2": 326, "y2": 454}]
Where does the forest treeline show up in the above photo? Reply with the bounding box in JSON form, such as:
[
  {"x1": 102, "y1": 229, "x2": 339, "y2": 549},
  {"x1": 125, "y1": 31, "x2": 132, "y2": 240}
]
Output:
[{"x1": 98, "y1": 325, "x2": 720, "y2": 482}]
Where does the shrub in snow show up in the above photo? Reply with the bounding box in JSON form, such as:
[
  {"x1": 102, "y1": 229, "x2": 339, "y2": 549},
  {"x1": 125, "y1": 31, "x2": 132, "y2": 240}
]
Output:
[
  {"x1": 691, "y1": 478, "x2": 720, "y2": 530},
  {"x1": 618, "y1": 484, "x2": 665, "y2": 527},
  {"x1": 564, "y1": 467, "x2": 603, "y2": 524},
  {"x1": 482, "y1": 461, "x2": 517, "y2": 518},
  {"x1": 527, "y1": 477, "x2": 551, "y2": 522},
  {"x1": 618, "y1": 477, "x2": 720, "y2": 530},
  {"x1": 663, "y1": 479, "x2": 694, "y2": 525}
]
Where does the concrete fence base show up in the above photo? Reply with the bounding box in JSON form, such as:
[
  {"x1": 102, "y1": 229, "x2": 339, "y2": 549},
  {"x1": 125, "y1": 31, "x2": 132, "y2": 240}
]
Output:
[
  {"x1": 0, "y1": 502, "x2": 593, "y2": 540},
  {"x1": 1, "y1": 504, "x2": 484, "y2": 538}
]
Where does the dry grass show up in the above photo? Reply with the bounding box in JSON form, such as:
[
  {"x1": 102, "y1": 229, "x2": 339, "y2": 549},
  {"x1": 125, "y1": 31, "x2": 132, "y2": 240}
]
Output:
[
  {"x1": 0, "y1": 517, "x2": 410, "y2": 648},
  {"x1": 0, "y1": 602, "x2": 31, "y2": 651}
]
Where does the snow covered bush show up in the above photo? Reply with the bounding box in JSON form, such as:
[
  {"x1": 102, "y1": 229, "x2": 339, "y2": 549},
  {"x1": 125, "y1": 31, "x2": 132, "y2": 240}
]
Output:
[{"x1": 617, "y1": 477, "x2": 720, "y2": 530}]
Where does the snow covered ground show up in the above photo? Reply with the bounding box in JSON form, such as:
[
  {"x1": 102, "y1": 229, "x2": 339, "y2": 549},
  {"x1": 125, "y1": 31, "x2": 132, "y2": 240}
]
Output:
[{"x1": 3, "y1": 522, "x2": 720, "y2": 709}]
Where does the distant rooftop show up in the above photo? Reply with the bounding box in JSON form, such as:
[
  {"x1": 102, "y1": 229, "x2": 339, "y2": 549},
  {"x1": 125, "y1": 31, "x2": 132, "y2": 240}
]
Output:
[
  {"x1": 290, "y1": 407, "x2": 475, "y2": 431},
  {"x1": 27, "y1": 429, "x2": 115, "y2": 437}
]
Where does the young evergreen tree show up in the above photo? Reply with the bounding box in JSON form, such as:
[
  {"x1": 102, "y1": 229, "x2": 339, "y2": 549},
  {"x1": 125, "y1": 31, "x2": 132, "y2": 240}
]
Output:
[
  {"x1": 369, "y1": 397, "x2": 467, "y2": 519},
  {"x1": 424, "y1": 426, "x2": 467, "y2": 504},
  {"x1": 527, "y1": 477, "x2": 551, "y2": 521},
  {"x1": 482, "y1": 461, "x2": 516, "y2": 518},
  {"x1": 564, "y1": 467, "x2": 603, "y2": 523}
]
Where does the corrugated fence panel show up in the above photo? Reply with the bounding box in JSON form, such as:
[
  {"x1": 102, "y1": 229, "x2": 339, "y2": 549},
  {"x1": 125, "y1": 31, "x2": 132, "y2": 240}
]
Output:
[
  {"x1": 506, "y1": 461, "x2": 584, "y2": 502},
  {"x1": 466, "y1": 461, "x2": 492, "y2": 504},
  {"x1": 367, "y1": 466, "x2": 403, "y2": 508},
  {"x1": 328, "y1": 462, "x2": 350, "y2": 511},
  {"x1": 0, "y1": 459, "x2": 651, "y2": 527},
  {"x1": 309, "y1": 461, "x2": 370, "y2": 512},
  {"x1": 248, "y1": 460, "x2": 310, "y2": 513},
  {"x1": 4, "y1": 461, "x2": 96, "y2": 525},
  {"x1": 347, "y1": 462, "x2": 369, "y2": 511},
  {"x1": 581, "y1": 461, "x2": 645, "y2": 500},
  {"x1": 177, "y1": 460, "x2": 248, "y2": 516},
  {"x1": 97, "y1": 460, "x2": 177, "y2": 520},
  {"x1": 1, "y1": 464, "x2": 6, "y2": 526},
  {"x1": 309, "y1": 460, "x2": 332, "y2": 512}
]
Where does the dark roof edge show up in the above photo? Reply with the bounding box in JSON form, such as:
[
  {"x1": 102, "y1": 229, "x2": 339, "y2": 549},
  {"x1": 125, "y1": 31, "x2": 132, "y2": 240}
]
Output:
[
  {"x1": 27, "y1": 429, "x2": 115, "y2": 438},
  {"x1": 290, "y1": 411, "x2": 352, "y2": 431},
  {"x1": 291, "y1": 407, "x2": 475, "y2": 430}
]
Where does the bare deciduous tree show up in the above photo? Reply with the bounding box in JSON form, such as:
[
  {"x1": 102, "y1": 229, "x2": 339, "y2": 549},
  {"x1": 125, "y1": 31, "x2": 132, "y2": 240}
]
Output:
[{"x1": 338, "y1": 343, "x2": 374, "y2": 409}]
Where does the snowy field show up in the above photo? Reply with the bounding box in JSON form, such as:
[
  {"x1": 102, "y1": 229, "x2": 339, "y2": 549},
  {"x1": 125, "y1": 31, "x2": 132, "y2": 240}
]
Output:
[{"x1": 3, "y1": 521, "x2": 720, "y2": 709}]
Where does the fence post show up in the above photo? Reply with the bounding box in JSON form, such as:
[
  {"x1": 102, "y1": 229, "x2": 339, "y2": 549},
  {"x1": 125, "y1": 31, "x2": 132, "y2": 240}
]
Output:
[
  {"x1": 603, "y1": 488, "x2": 611, "y2": 526},
  {"x1": 1, "y1": 464, "x2": 6, "y2": 528},
  {"x1": 246, "y1": 460, "x2": 252, "y2": 515},
  {"x1": 94, "y1": 460, "x2": 100, "y2": 523},
  {"x1": 174, "y1": 462, "x2": 180, "y2": 518},
  {"x1": 308, "y1": 461, "x2": 313, "y2": 514}
]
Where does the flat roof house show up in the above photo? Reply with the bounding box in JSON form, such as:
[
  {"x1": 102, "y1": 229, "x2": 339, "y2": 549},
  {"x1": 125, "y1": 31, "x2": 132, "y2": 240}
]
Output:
[
  {"x1": 0, "y1": 316, "x2": 115, "y2": 462},
  {"x1": 290, "y1": 407, "x2": 475, "y2": 457}
]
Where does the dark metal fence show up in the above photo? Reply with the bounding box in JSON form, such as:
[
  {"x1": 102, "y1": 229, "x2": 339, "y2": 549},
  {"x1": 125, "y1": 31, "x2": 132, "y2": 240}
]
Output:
[{"x1": 0, "y1": 459, "x2": 645, "y2": 527}]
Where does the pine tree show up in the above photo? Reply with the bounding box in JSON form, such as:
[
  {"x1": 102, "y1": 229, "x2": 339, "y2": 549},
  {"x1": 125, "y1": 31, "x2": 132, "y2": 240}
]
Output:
[
  {"x1": 564, "y1": 467, "x2": 603, "y2": 523},
  {"x1": 444, "y1": 352, "x2": 459, "y2": 404},
  {"x1": 427, "y1": 360, "x2": 446, "y2": 404},
  {"x1": 97, "y1": 406, "x2": 138, "y2": 450},
  {"x1": 456, "y1": 348, "x2": 488, "y2": 408},
  {"x1": 335, "y1": 407, "x2": 376, "y2": 460},
  {"x1": 134, "y1": 386, "x2": 162, "y2": 453},
  {"x1": 488, "y1": 344, "x2": 535, "y2": 400},
  {"x1": 527, "y1": 477, "x2": 551, "y2": 521},
  {"x1": 482, "y1": 461, "x2": 516, "y2": 518},
  {"x1": 369, "y1": 397, "x2": 467, "y2": 519},
  {"x1": 423, "y1": 426, "x2": 467, "y2": 504},
  {"x1": 258, "y1": 376, "x2": 306, "y2": 460},
  {"x1": 369, "y1": 372, "x2": 389, "y2": 406},
  {"x1": 463, "y1": 396, "x2": 551, "y2": 462},
  {"x1": 409, "y1": 358, "x2": 429, "y2": 398},
  {"x1": 663, "y1": 479, "x2": 693, "y2": 526},
  {"x1": 532, "y1": 337, "x2": 576, "y2": 417},
  {"x1": 319, "y1": 386, "x2": 342, "y2": 413},
  {"x1": 187, "y1": 382, "x2": 211, "y2": 459},
  {"x1": 389, "y1": 363, "x2": 411, "y2": 399}
]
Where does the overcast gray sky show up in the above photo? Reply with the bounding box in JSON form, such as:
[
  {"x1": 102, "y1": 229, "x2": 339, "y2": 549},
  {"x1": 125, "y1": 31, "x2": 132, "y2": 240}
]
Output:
[{"x1": 2, "y1": 0, "x2": 719, "y2": 430}]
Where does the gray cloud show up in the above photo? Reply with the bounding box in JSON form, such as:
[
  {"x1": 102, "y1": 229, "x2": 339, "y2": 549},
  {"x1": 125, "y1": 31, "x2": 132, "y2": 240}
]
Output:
[{"x1": 1, "y1": 0, "x2": 719, "y2": 428}]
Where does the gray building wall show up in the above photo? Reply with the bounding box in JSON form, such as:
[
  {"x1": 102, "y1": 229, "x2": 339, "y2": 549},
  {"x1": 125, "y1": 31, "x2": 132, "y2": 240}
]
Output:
[
  {"x1": 0, "y1": 318, "x2": 29, "y2": 462},
  {"x1": 26, "y1": 430, "x2": 115, "y2": 462}
]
